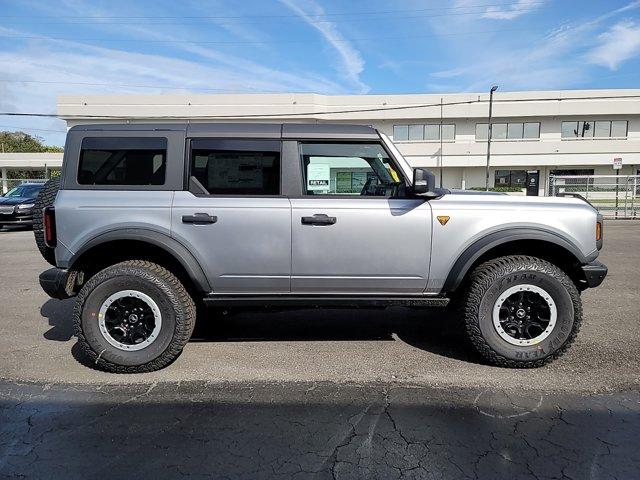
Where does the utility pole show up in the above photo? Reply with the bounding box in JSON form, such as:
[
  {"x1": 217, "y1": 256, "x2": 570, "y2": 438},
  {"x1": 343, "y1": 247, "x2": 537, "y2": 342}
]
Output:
[
  {"x1": 439, "y1": 97, "x2": 443, "y2": 188},
  {"x1": 485, "y1": 85, "x2": 498, "y2": 191}
]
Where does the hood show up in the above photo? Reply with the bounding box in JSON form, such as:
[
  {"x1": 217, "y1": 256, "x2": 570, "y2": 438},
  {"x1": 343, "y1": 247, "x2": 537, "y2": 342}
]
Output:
[{"x1": 0, "y1": 196, "x2": 36, "y2": 206}]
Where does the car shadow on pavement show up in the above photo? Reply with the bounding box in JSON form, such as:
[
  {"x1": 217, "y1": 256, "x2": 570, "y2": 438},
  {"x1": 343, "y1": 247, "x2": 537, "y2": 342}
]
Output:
[
  {"x1": 193, "y1": 306, "x2": 484, "y2": 365},
  {"x1": 41, "y1": 298, "x2": 75, "y2": 341},
  {"x1": 40, "y1": 299, "x2": 485, "y2": 367}
]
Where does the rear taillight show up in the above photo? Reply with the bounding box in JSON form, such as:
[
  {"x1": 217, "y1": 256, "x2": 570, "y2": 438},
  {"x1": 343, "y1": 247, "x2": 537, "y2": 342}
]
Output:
[{"x1": 43, "y1": 207, "x2": 57, "y2": 248}]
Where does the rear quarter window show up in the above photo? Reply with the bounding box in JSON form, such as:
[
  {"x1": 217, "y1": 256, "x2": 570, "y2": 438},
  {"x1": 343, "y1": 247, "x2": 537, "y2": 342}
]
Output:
[{"x1": 78, "y1": 137, "x2": 167, "y2": 186}]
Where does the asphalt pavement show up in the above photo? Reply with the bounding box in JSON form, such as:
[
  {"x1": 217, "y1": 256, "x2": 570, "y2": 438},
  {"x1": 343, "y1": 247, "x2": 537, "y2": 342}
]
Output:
[{"x1": 0, "y1": 222, "x2": 639, "y2": 479}]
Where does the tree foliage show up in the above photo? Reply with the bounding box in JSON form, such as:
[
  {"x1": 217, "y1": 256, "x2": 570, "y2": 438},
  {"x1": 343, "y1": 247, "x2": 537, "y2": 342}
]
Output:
[{"x1": 0, "y1": 131, "x2": 63, "y2": 153}]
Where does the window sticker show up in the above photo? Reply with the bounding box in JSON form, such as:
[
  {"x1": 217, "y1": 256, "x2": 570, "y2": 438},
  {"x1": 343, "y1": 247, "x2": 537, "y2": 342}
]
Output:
[{"x1": 307, "y1": 163, "x2": 330, "y2": 192}]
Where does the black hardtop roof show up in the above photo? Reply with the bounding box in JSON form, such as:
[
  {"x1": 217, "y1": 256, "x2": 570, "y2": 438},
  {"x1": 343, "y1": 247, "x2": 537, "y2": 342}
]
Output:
[{"x1": 68, "y1": 123, "x2": 379, "y2": 140}]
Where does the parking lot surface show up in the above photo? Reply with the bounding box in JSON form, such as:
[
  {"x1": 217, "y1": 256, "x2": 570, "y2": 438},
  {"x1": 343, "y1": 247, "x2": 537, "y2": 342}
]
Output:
[
  {"x1": 0, "y1": 222, "x2": 639, "y2": 479},
  {"x1": 0, "y1": 223, "x2": 638, "y2": 391}
]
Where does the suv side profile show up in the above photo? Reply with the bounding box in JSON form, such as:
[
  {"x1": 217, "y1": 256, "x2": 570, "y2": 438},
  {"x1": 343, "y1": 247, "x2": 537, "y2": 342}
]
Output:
[{"x1": 37, "y1": 123, "x2": 607, "y2": 373}]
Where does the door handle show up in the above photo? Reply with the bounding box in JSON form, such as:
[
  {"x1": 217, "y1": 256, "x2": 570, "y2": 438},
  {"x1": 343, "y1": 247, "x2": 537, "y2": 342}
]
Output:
[
  {"x1": 301, "y1": 214, "x2": 337, "y2": 226},
  {"x1": 182, "y1": 213, "x2": 217, "y2": 224}
]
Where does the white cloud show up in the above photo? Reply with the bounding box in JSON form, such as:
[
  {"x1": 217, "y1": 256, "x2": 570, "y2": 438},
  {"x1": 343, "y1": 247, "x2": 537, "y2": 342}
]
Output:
[
  {"x1": 483, "y1": 0, "x2": 543, "y2": 20},
  {"x1": 588, "y1": 20, "x2": 640, "y2": 70},
  {"x1": 428, "y1": 1, "x2": 640, "y2": 92},
  {"x1": 278, "y1": 0, "x2": 369, "y2": 93}
]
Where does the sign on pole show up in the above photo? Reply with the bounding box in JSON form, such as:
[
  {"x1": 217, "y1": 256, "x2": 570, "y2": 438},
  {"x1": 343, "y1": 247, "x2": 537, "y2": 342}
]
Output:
[{"x1": 613, "y1": 157, "x2": 623, "y2": 170}]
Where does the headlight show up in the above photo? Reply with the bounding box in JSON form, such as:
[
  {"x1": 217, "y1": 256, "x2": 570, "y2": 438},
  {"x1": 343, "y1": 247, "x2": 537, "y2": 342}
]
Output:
[{"x1": 16, "y1": 203, "x2": 35, "y2": 211}]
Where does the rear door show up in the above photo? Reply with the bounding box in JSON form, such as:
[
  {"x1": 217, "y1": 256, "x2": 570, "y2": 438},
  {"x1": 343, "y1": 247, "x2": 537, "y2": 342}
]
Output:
[
  {"x1": 171, "y1": 139, "x2": 291, "y2": 293},
  {"x1": 289, "y1": 142, "x2": 432, "y2": 294}
]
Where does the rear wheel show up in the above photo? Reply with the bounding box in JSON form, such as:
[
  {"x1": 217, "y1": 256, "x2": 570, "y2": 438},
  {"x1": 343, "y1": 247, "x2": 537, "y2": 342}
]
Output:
[
  {"x1": 74, "y1": 260, "x2": 196, "y2": 373},
  {"x1": 463, "y1": 255, "x2": 582, "y2": 368},
  {"x1": 33, "y1": 178, "x2": 60, "y2": 265}
]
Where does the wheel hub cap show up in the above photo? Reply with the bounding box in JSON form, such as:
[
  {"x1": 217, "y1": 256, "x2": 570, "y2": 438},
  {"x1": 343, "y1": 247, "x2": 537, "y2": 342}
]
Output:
[
  {"x1": 492, "y1": 284, "x2": 557, "y2": 346},
  {"x1": 98, "y1": 290, "x2": 162, "y2": 351}
]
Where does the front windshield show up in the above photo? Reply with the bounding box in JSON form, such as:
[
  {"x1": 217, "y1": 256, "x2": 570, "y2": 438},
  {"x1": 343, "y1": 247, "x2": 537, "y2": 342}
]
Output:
[{"x1": 3, "y1": 184, "x2": 43, "y2": 198}]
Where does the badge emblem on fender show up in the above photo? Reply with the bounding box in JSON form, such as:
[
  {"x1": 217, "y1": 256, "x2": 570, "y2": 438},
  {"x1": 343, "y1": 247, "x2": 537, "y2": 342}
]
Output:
[{"x1": 437, "y1": 216, "x2": 450, "y2": 226}]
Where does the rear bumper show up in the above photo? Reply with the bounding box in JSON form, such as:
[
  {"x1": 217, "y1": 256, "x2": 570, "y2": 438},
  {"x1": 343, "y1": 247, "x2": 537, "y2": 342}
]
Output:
[
  {"x1": 581, "y1": 261, "x2": 608, "y2": 288},
  {"x1": 39, "y1": 268, "x2": 76, "y2": 299}
]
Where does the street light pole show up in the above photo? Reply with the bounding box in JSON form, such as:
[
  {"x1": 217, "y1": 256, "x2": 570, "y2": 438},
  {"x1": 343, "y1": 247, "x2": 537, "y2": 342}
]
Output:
[{"x1": 485, "y1": 85, "x2": 498, "y2": 191}]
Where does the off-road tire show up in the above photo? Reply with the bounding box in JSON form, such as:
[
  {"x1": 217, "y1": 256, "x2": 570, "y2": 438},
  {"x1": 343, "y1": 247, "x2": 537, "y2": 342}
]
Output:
[
  {"x1": 463, "y1": 255, "x2": 582, "y2": 368},
  {"x1": 74, "y1": 260, "x2": 196, "y2": 373},
  {"x1": 32, "y1": 177, "x2": 60, "y2": 266}
]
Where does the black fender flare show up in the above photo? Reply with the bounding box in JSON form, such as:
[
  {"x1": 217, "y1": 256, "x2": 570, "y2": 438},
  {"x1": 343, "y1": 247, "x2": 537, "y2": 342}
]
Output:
[
  {"x1": 442, "y1": 227, "x2": 587, "y2": 293},
  {"x1": 69, "y1": 228, "x2": 211, "y2": 292}
]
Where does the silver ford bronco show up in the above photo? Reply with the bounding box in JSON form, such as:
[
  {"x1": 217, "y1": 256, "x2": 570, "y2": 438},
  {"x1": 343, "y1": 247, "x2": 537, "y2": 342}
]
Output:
[{"x1": 36, "y1": 123, "x2": 607, "y2": 373}]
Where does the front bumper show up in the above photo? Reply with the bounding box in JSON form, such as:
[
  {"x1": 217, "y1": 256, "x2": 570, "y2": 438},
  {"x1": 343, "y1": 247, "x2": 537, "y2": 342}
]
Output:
[
  {"x1": 39, "y1": 268, "x2": 77, "y2": 299},
  {"x1": 581, "y1": 261, "x2": 608, "y2": 288},
  {"x1": 0, "y1": 212, "x2": 34, "y2": 225}
]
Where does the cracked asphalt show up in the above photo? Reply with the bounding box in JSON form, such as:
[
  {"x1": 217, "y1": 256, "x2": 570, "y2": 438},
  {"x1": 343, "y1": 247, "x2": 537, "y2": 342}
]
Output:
[
  {"x1": 0, "y1": 222, "x2": 639, "y2": 479},
  {"x1": 1, "y1": 381, "x2": 638, "y2": 479}
]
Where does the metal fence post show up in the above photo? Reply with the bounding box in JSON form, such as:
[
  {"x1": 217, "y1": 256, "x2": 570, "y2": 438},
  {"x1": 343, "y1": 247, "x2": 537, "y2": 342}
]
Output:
[{"x1": 1, "y1": 168, "x2": 7, "y2": 194}]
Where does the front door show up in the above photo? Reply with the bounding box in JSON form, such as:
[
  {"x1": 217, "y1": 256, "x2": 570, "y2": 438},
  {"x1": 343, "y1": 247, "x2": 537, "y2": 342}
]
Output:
[
  {"x1": 290, "y1": 142, "x2": 432, "y2": 294},
  {"x1": 526, "y1": 170, "x2": 540, "y2": 196},
  {"x1": 172, "y1": 139, "x2": 291, "y2": 293}
]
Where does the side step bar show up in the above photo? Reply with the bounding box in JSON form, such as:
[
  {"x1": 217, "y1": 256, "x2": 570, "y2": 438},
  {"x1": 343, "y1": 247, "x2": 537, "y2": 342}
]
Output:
[{"x1": 203, "y1": 295, "x2": 450, "y2": 308}]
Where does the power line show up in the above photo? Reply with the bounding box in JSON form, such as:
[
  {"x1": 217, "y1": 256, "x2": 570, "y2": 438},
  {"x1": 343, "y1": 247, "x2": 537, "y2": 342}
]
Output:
[
  {"x1": 0, "y1": 26, "x2": 540, "y2": 45},
  {"x1": 0, "y1": 125, "x2": 66, "y2": 133},
  {"x1": 0, "y1": 2, "x2": 543, "y2": 20},
  {"x1": 2, "y1": 94, "x2": 640, "y2": 120},
  {"x1": 2, "y1": 3, "x2": 544, "y2": 26}
]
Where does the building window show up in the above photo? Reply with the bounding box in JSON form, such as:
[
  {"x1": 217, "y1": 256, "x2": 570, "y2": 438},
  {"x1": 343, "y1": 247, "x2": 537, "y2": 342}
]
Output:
[
  {"x1": 594, "y1": 121, "x2": 611, "y2": 138},
  {"x1": 441, "y1": 124, "x2": 455, "y2": 141},
  {"x1": 495, "y1": 169, "x2": 527, "y2": 189},
  {"x1": 611, "y1": 120, "x2": 628, "y2": 137},
  {"x1": 507, "y1": 123, "x2": 524, "y2": 139},
  {"x1": 393, "y1": 124, "x2": 456, "y2": 142},
  {"x1": 476, "y1": 123, "x2": 488, "y2": 140},
  {"x1": 492, "y1": 123, "x2": 508, "y2": 140},
  {"x1": 408, "y1": 124, "x2": 423, "y2": 141},
  {"x1": 561, "y1": 120, "x2": 627, "y2": 139},
  {"x1": 476, "y1": 122, "x2": 540, "y2": 140},
  {"x1": 523, "y1": 122, "x2": 540, "y2": 139},
  {"x1": 393, "y1": 125, "x2": 409, "y2": 142},
  {"x1": 424, "y1": 124, "x2": 439, "y2": 141}
]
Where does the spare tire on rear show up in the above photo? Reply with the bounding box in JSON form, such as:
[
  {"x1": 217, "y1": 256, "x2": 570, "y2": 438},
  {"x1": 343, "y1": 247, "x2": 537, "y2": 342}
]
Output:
[{"x1": 33, "y1": 177, "x2": 60, "y2": 266}]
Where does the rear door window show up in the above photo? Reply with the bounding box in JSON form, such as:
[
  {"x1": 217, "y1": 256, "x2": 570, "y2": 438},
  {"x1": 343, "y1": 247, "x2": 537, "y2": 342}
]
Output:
[
  {"x1": 78, "y1": 137, "x2": 167, "y2": 185},
  {"x1": 190, "y1": 139, "x2": 281, "y2": 195}
]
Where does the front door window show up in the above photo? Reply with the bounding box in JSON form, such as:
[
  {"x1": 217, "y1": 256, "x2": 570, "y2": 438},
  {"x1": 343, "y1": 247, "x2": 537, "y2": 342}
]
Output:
[{"x1": 300, "y1": 143, "x2": 404, "y2": 197}]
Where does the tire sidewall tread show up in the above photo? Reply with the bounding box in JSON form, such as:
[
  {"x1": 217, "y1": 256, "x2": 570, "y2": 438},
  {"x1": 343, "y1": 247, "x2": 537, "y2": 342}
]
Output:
[
  {"x1": 463, "y1": 255, "x2": 582, "y2": 368},
  {"x1": 32, "y1": 178, "x2": 60, "y2": 266},
  {"x1": 73, "y1": 260, "x2": 196, "y2": 373}
]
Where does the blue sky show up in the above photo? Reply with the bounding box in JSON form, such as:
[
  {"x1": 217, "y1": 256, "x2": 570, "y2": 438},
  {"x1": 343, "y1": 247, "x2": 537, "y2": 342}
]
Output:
[{"x1": 1, "y1": 0, "x2": 639, "y2": 145}]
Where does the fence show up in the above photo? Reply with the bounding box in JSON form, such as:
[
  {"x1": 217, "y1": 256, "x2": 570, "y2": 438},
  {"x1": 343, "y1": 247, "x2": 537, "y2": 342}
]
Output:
[{"x1": 549, "y1": 175, "x2": 640, "y2": 219}]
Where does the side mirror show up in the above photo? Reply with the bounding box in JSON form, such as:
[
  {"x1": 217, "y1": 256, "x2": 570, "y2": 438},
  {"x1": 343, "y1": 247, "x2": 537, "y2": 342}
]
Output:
[{"x1": 412, "y1": 168, "x2": 438, "y2": 197}]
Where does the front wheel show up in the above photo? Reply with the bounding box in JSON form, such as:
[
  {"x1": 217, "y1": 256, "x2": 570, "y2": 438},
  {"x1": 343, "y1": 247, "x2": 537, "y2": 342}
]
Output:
[
  {"x1": 74, "y1": 260, "x2": 196, "y2": 373},
  {"x1": 463, "y1": 255, "x2": 582, "y2": 368}
]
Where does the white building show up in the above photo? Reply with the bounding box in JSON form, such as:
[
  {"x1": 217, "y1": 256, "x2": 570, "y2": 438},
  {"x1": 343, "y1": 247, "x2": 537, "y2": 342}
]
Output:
[
  {"x1": 56, "y1": 89, "x2": 639, "y2": 195},
  {"x1": 0, "y1": 152, "x2": 62, "y2": 193}
]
